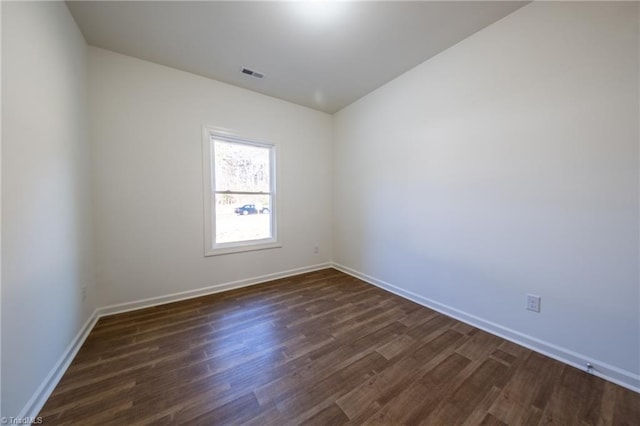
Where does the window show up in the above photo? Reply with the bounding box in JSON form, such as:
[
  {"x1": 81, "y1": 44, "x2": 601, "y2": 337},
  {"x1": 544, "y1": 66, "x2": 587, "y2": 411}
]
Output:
[{"x1": 202, "y1": 127, "x2": 279, "y2": 256}]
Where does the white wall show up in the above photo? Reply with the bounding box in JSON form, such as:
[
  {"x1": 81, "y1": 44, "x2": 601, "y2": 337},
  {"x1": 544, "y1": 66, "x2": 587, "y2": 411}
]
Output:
[
  {"x1": 1, "y1": 2, "x2": 95, "y2": 417},
  {"x1": 333, "y1": 1, "x2": 639, "y2": 386},
  {"x1": 88, "y1": 48, "x2": 333, "y2": 306}
]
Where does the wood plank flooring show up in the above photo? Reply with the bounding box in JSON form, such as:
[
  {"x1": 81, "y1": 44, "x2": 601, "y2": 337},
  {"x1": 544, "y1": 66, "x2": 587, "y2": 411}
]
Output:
[{"x1": 39, "y1": 269, "x2": 639, "y2": 425}]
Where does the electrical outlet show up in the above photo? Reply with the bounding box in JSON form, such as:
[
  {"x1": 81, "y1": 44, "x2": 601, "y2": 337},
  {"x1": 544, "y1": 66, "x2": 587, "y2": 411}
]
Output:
[
  {"x1": 526, "y1": 294, "x2": 541, "y2": 312},
  {"x1": 81, "y1": 286, "x2": 87, "y2": 302},
  {"x1": 313, "y1": 245, "x2": 319, "y2": 254}
]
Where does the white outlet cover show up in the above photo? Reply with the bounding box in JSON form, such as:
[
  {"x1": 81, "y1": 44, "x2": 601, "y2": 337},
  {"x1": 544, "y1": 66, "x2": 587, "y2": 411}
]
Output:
[{"x1": 526, "y1": 294, "x2": 541, "y2": 313}]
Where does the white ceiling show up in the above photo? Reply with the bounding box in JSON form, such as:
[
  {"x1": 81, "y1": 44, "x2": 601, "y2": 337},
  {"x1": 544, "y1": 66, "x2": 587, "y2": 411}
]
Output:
[{"x1": 67, "y1": 1, "x2": 527, "y2": 114}]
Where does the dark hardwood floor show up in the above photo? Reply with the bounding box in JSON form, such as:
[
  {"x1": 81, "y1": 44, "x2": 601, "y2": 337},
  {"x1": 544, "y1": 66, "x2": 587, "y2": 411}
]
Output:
[{"x1": 39, "y1": 269, "x2": 639, "y2": 425}]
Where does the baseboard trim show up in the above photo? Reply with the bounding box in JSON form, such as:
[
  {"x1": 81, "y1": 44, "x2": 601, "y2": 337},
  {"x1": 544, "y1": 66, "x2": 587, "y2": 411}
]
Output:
[
  {"x1": 18, "y1": 260, "x2": 637, "y2": 420},
  {"x1": 17, "y1": 308, "x2": 100, "y2": 422},
  {"x1": 331, "y1": 262, "x2": 640, "y2": 393},
  {"x1": 17, "y1": 262, "x2": 332, "y2": 422},
  {"x1": 98, "y1": 262, "x2": 332, "y2": 317}
]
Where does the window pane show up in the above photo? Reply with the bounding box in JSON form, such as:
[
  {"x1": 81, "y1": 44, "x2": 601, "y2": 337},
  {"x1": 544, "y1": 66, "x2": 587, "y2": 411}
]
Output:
[
  {"x1": 214, "y1": 140, "x2": 270, "y2": 193},
  {"x1": 215, "y1": 194, "x2": 272, "y2": 244}
]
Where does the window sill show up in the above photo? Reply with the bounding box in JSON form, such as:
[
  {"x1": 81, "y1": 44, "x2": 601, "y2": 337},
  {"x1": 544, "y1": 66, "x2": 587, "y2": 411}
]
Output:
[{"x1": 205, "y1": 241, "x2": 282, "y2": 257}]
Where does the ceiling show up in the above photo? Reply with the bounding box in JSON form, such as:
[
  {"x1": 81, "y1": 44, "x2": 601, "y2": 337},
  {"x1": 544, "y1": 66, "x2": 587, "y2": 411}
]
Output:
[{"x1": 67, "y1": 1, "x2": 527, "y2": 114}]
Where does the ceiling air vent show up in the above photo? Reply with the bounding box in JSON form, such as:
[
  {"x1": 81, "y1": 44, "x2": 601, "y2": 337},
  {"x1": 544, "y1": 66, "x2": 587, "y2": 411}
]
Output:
[{"x1": 241, "y1": 67, "x2": 264, "y2": 79}]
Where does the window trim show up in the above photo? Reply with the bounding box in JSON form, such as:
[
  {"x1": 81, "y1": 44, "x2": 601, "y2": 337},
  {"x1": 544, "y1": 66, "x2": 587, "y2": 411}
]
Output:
[{"x1": 202, "y1": 126, "x2": 280, "y2": 256}]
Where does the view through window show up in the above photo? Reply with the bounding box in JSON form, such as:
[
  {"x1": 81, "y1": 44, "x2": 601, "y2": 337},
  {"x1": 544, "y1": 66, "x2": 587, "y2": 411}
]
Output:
[{"x1": 210, "y1": 135, "x2": 276, "y2": 247}]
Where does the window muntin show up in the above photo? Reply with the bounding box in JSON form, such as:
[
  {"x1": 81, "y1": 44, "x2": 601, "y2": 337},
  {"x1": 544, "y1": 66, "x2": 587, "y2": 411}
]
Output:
[{"x1": 203, "y1": 129, "x2": 278, "y2": 255}]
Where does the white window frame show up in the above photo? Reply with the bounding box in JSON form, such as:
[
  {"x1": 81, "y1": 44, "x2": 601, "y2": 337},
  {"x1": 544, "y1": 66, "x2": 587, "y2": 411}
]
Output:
[{"x1": 202, "y1": 126, "x2": 280, "y2": 256}]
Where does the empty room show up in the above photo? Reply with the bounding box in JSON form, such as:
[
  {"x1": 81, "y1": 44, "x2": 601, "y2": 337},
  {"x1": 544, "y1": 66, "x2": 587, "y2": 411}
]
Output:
[{"x1": 2, "y1": 0, "x2": 639, "y2": 424}]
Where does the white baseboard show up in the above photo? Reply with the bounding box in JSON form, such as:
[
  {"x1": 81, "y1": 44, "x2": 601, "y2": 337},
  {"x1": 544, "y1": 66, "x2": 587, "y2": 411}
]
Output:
[
  {"x1": 98, "y1": 262, "x2": 332, "y2": 317},
  {"x1": 331, "y1": 262, "x2": 640, "y2": 393},
  {"x1": 18, "y1": 260, "x2": 638, "y2": 421},
  {"x1": 17, "y1": 262, "x2": 332, "y2": 422},
  {"x1": 17, "y1": 309, "x2": 100, "y2": 422}
]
